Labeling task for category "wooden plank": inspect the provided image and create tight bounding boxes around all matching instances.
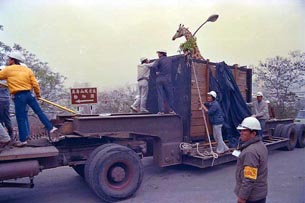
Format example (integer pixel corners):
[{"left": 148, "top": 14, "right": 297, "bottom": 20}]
[
  {"left": 191, "top": 125, "right": 206, "bottom": 134},
  {"left": 0, "top": 146, "right": 59, "bottom": 161},
  {"left": 190, "top": 131, "right": 205, "bottom": 137},
  {"left": 191, "top": 88, "right": 207, "bottom": 94},
  {"left": 191, "top": 104, "right": 201, "bottom": 111},
  {"left": 191, "top": 118, "right": 204, "bottom": 126}
]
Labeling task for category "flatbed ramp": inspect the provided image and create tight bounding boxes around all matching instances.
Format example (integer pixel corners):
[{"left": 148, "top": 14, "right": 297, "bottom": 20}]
[{"left": 182, "top": 137, "right": 289, "bottom": 168}]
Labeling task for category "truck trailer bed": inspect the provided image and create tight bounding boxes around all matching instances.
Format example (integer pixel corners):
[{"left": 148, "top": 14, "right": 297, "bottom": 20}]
[{"left": 182, "top": 136, "right": 288, "bottom": 168}]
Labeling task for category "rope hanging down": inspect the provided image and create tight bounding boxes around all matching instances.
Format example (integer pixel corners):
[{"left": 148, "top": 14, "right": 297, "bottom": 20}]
[{"left": 191, "top": 61, "right": 218, "bottom": 159}]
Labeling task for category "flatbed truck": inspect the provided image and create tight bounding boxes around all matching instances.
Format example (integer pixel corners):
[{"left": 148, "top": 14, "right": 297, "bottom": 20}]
[{"left": 0, "top": 56, "right": 304, "bottom": 202}]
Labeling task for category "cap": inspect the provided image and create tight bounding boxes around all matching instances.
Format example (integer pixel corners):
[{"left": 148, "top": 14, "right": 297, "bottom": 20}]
[
  {"left": 256, "top": 91, "right": 263, "bottom": 97},
  {"left": 156, "top": 49, "right": 167, "bottom": 54},
  {"left": 140, "top": 57, "right": 148, "bottom": 63}
]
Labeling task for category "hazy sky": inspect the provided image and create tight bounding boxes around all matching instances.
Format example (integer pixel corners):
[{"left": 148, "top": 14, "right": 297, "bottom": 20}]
[{"left": 0, "top": 0, "right": 304, "bottom": 90}]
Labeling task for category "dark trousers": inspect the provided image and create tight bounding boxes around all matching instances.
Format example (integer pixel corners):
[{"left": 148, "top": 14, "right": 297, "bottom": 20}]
[
  {"left": 246, "top": 198, "right": 266, "bottom": 203},
  {"left": 258, "top": 119, "right": 266, "bottom": 137},
  {"left": 0, "top": 101, "right": 13, "bottom": 137},
  {"left": 13, "top": 91, "right": 53, "bottom": 142},
  {"left": 156, "top": 77, "right": 174, "bottom": 113}
]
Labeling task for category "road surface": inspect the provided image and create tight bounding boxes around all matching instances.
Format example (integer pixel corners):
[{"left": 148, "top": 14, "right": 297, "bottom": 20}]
[{"left": 0, "top": 148, "right": 304, "bottom": 203}]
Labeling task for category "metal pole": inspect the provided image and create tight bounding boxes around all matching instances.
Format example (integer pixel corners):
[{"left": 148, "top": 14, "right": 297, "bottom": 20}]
[
  {"left": 0, "top": 82, "right": 77, "bottom": 114},
  {"left": 192, "top": 14, "right": 219, "bottom": 37},
  {"left": 38, "top": 98, "right": 77, "bottom": 114}
]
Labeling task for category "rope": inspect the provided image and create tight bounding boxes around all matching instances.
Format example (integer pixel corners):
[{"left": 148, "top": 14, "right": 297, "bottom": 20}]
[{"left": 190, "top": 59, "right": 218, "bottom": 161}]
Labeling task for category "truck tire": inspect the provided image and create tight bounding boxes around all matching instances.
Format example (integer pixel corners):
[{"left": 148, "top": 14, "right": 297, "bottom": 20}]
[
  {"left": 89, "top": 146, "right": 143, "bottom": 202},
  {"left": 295, "top": 124, "right": 305, "bottom": 148},
  {"left": 85, "top": 143, "right": 122, "bottom": 186},
  {"left": 273, "top": 124, "right": 284, "bottom": 137},
  {"left": 72, "top": 165, "right": 85, "bottom": 178},
  {"left": 280, "top": 124, "right": 297, "bottom": 151}
]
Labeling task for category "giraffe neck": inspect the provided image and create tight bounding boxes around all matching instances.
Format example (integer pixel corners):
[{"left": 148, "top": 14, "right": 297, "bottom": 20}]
[
  {"left": 183, "top": 29, "right": 193, "bottom": 40},
  {"left": 182, "top": 29, "right": 204, "bottom": 60}
]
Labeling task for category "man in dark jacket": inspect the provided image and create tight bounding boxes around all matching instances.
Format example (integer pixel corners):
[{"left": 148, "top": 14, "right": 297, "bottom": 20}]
[
  {"left": 153, "top": 49, "right": 175, "bottom": 114},
  {"left": 234, "top": 117, "right": 268, "bottom": 203},
  {"left": 0, "top": 68, "right": 13, "bottom": 138}
]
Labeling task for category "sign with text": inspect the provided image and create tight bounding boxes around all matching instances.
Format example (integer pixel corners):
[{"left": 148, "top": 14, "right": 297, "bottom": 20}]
[{"left": 70, "top": 87, "right": 97, "bottom": 105}]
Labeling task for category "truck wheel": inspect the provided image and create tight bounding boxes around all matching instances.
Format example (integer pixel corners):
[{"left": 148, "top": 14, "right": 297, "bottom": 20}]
[
  {"left": 273, "top": 124, "right": 284, "bottom": 137},
  {"left": 89, "top": 146, "right": 143, "bottom": 202},
  {"left": 85, "top": 143, "right": 122, "bottom": 186},
  {"left": 295, "top": 124, "right": 305, "bottom": 148},
  {"left": 72, "top": 165, "right": 85, "bottom": 178},
  {"left": 280, "top": 124, "right": 297, "bottom": 151}
]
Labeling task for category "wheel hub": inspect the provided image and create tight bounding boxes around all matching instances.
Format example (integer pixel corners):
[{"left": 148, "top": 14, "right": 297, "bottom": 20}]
[{"left": 110, "top": 166, "right": 126, "bottom": 182}]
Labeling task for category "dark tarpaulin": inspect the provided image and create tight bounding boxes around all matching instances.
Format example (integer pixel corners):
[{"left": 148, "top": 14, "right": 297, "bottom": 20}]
[{"left": 209, "top": 61, "right": 251, "bottom": 147}]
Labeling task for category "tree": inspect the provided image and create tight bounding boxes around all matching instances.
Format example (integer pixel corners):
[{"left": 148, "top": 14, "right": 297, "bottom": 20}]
[
  {"left": 254, "top": 51, "right": 305, "bottom": 118},
  {"left": 95, "top": 84, "right": 137, "bottom": 114},
  {"left": 0, "top": 25, "right": 68, "bottom": 116}
]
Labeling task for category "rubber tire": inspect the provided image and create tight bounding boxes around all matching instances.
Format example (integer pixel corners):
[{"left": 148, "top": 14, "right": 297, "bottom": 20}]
[
  {"left": 273, "top": 124, "right": 284, "bottom": 137},
  {"left": 85, "top": 143, "right": 122, "bottom": 186},
  {"left": 280, "top": 124, "right": 297, "bottom": 151},
  {"left": 72, "top": 165, "right": 85, "bottom": 178},
  {"left": 89, "top": 146, "right": 143, "bottom": 202},
  {"left": 295, "top": 124, "right": 305, "bottom": 148}
]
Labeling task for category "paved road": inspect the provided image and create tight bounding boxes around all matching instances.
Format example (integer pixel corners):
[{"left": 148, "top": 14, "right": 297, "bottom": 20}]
[{"left": 0, "top": 148, "right": 304, "bottom": 203}]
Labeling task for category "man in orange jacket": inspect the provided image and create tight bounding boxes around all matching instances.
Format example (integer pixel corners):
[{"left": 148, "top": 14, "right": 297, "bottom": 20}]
[{"left": 0, "top": 51, "right": 57, "bottom": 147}]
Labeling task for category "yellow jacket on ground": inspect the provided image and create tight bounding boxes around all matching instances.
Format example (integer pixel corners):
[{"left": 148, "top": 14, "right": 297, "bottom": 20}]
[{"left": 0, "top": 65, "right": 40, "bottom": 96}]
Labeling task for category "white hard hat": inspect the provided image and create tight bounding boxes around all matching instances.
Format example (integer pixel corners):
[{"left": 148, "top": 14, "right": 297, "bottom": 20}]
[
  {"left": 237, "top": 117, "right": 261, "bottom": 131},
  {"left": 256, "top": 91, "right": 263, "bottom": 97},
  {"left": 207, "top": 91, "right": 217, "bottom": 99},
  {"left": 265, "top": 100, "right": 270, "bottom": 104},
  {"left": 8, "top": 51, "right": 25, "bottom": 62},
  {"left": 140, "top": 57, "right": 148, "bottom": 63},
  {"left": 156, "top": 49, "right": 167, "bottom": 54}
]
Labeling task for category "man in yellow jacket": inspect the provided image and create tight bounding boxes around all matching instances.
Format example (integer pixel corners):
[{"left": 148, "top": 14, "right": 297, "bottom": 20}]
[{"left": 0, "top": 51, "right": 57, "bottom": 146}]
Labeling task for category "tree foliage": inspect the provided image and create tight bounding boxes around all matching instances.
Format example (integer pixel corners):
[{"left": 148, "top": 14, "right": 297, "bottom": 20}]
[
  {"left": 254, "top": 51, "right": 305, "bottom": 118},
  {"left": 0, "top": 25, "right": 68, "bottom": 115}
]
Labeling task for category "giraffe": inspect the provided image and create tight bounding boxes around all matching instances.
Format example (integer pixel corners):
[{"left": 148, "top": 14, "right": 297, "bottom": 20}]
[{"left": 172, "top": 24, "right": 204, "bottom": 60}]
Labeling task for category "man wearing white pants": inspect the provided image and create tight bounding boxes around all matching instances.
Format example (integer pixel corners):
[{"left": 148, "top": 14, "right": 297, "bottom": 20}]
[
  {"left": 202, "top": 91, "right": 229, "bottom": 154},
  {"left": 130, "top": 57, "right": 155, "bottom": 113}
]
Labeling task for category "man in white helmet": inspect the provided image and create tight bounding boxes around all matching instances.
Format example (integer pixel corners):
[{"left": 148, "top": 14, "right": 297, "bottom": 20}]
[
  {"left": 130, "top": 57, "right": 155, "bottom": 113},
  {"left": 247, "top": 91, "right": 269, "bottom": 137},
  {"left": 234, "top": 117, "right": 268, "bottom": 203},
  {"left": 202, "top": 90, "right": 229, "bottom": 153},
  {"left": 0, "top": 51, "right": 57, "bottom": 147}
]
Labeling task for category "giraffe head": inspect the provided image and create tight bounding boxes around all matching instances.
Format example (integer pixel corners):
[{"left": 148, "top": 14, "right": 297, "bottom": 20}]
[{"left": 172, "top": 24, "right": 190, "bottom": 40}]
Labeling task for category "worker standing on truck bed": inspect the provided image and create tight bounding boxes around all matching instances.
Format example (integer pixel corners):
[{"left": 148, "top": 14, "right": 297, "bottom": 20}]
[
  {"left": 234, "top": 117, "right": 268, "bottom": 203},
  {"left": 0, "top": 123, "right": 10, "bottom": 147},
  {"left": 0, "top": 51, "right": 57, "bottom": 147},
  {"left": 0, "top": 67, "right": 13, "bottom": 138},
  {"left": 247, "top": 92, "right": 269, "bottom": 137},
  {"left": 202, "top": 91, "right": 229, "bottom": 154},
  {"left": 153, "top": 49, "right": 176, "bottom": 114},
  {"left": 130, "top": 57, "right": 155, "bottom": 113}
]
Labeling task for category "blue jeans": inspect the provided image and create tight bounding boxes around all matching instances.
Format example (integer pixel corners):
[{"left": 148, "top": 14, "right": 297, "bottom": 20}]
[
  {"left": 156, "top": 77, "right": 174, "bottom": 113},
  {"left": 0, "top": 100, "right": 13, "bottom": 137},
  {"left": 13, "top": 91, "right": 53, "bottom": 142}
]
